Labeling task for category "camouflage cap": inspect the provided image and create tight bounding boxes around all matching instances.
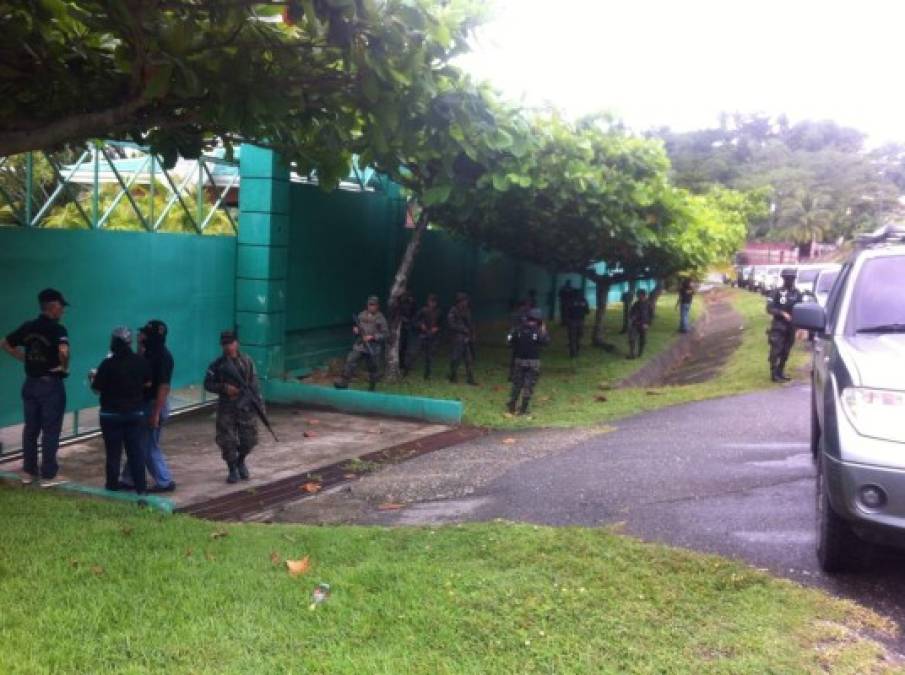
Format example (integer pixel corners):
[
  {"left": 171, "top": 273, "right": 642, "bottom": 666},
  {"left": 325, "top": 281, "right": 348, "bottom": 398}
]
[{"left": 367, "top": 295, "right": 379, "bottom": 304}]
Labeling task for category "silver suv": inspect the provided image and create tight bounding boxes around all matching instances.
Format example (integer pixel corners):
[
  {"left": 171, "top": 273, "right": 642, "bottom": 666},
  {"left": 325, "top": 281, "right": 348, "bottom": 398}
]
[{"left": 794, "top": 226, "right": 905, "bottom": 573}]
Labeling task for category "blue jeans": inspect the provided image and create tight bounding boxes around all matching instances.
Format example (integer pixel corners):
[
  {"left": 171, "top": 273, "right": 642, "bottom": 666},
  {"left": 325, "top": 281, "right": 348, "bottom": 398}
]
[
  {"left": 21, "top": 376, "right": 66, "bottom": 479},
  {"left": 121, "top": 399, "right": 173, "bottom": 488},
  {"left": 100, "top": 410, "right": 146, "bottom": 493},
  {"left": 679, "top": 303, "right": 692, "bottom": 332}
]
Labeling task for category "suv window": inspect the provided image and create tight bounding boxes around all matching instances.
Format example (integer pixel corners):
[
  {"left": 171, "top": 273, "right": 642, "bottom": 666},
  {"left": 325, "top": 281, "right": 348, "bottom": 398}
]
[
  {"left": 825, "top": 264, "right": 852, "bottom": 332},
  {"left": 846, "top": 255, "right": 905, "bottom": 334},
  {"left": 816, "top": 270, "right": 839, "bottom": 293},
  {"left": 798, "top": 269, "right": 819, "bottom": 283}
]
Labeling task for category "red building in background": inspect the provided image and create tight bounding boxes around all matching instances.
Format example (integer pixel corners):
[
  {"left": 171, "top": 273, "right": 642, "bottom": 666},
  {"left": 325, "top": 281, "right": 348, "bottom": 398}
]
[{"left": 736, "top": 241, "right": 799, "bottom": 265}]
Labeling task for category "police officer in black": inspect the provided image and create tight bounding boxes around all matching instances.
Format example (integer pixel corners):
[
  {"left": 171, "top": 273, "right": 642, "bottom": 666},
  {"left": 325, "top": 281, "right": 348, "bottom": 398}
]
[
  {"left": 767, "top": 268, "right": 803, "bottom": 382},
  {"left": 506, "top": 308, "right": 551, "bottom": 415},
  {"left": 1, "top": 288, "right": 71, "bottom": 486},
  {"left": 90, "top": 327, "right": 152, "bottom": 494}
]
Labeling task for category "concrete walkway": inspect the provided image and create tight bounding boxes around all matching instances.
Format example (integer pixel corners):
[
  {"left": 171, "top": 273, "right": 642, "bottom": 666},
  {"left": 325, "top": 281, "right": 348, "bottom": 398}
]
[{"left": 0, "top": 405, "right": 447, "bottom": 509}]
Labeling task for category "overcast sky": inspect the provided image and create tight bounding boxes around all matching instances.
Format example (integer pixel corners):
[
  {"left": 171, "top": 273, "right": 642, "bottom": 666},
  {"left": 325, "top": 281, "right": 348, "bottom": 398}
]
[{"left": 458, "top": 0, "right": 905, "bottom": 145}]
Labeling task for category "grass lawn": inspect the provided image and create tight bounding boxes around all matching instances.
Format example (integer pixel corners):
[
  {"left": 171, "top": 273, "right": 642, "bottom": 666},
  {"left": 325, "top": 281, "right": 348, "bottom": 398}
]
[
  {"left": 374, "top": 289, "right": 806, "bottom": 428},
  {"left": 0, "top": 486, "right": 896, "bottom": 674}
]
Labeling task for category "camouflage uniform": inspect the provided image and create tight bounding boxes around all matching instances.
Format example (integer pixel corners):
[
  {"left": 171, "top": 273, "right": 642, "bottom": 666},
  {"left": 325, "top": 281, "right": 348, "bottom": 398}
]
[
  {"left": 628, "top": 297, "right": 653, "bottom": 358},
  {"left": 767, "top": 280, "right": 803, "bottom": 381},
  {"left": 337, "top": 309, "right": 388, "bottom": 390},
  {"left": 447, "top": 300, "right": 476, "bottom": 384},
  {"left": 203, "top": 353, "right": 260, "bottom": 464},
  {"left": 507, "top": 312, "right": 550, "bottom": 414},
  {"left": 564, "top": 292, "right": 590, "bottom": 358},
  {"left": 412, "top": 303, "right": 442, "bottom": 379}
]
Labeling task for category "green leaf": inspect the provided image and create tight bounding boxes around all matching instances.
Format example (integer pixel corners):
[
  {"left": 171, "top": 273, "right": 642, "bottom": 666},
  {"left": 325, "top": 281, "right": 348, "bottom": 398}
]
[{"left": 422, "top": 184, "right": 452, "bottom": 206}]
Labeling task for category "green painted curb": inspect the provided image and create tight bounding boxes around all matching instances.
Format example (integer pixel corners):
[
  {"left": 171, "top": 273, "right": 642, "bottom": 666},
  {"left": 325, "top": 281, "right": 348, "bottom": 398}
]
[
  {"left": 0, "top": 470, "right": 174, "bottom": 514},
  {"left": 265, "top": 379, "right": 463, "bottom": 425}
]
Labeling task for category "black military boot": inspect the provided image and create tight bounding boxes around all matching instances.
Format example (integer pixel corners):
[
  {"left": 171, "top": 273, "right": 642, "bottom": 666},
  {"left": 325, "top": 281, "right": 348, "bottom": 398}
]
[
  {"left": 236, "top": 454, "right": 250, "bottom": 480},
  {"left": 226, "top": 463, "right": 240, "bottom": 484},
  {"left": 507, "top": 399, "right": 517, "bottom": 414},
  {"left": 518, "top": 398, "right": 531, "bottom": 416}
]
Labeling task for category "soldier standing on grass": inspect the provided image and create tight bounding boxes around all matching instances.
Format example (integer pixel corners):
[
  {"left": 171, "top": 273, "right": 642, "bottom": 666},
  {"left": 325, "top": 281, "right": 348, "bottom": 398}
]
[
  {"left": 507, "top": 309, "right": 550, "bottom": 415},
  {"left": 412, "top": 293, "right": 442, "bottom": 380},
  {"left": 564, "top": 287, "right": 590, "bottom": 358},
  {"left": 627, "top": 289, "right": 653, "bottom": 359},
  {"left": 396, "top": 291, "right": 417, "bottom": 376},
  {"left": 766, "top": 269, "right": 803, "bottom": 383},
  {"left": 447, "top": 292, "right": 478, "bottom": 385},
  {"left": 334, "top": 296, "right": 388, "bottom": 391},
  {"left": 204, "top": 331, "right": 260, "bottom": 484}
]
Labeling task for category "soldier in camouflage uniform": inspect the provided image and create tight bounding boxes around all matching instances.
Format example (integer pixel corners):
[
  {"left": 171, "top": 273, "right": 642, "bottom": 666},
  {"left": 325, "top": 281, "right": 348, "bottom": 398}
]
[
  {"left": 412, "top": 293, "right": 442, "bottom": 380},
  {"left": 447, "top": 292, "right": 478, "bottom": 385},
  {"left": 334, "top": 295, "right": 388, "bottom": 391},
  {"left": 766, "top": 269, "right": 803, "bottom": 383},
  {"left": 507, "top": 308, "right": 550, "bottom": 415},
  {"left": 203, "top": 331, "right": 260, "bottom": 484}
]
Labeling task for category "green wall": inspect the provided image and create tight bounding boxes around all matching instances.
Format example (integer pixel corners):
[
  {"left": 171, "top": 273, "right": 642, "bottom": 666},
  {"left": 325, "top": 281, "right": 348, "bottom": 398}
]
[
  {"left": 282, "top": 182, "right": 563, "bottom": 373},
  {"left": 0, "top": 228, "right": 236, "bottom": 427}
]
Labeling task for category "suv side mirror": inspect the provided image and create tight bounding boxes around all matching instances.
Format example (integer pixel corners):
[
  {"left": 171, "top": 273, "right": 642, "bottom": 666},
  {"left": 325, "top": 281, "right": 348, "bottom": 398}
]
[{"left": 793, "top": 303, "right": 826, "bottom": 332}]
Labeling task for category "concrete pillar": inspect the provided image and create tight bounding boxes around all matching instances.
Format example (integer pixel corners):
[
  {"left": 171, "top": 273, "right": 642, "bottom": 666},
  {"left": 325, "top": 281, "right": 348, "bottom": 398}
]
[{"left": 236, "top": 145, "right": 289, "bottom": 379}]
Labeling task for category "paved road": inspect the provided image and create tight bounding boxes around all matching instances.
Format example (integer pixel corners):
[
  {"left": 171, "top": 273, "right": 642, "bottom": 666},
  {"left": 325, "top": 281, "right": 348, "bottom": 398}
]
[{"left": 388, "top": 385, "right": 905, "bottom": 637}]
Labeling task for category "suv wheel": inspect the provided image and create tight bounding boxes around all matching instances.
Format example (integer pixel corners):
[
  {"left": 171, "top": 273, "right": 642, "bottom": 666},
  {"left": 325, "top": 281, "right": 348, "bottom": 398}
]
[{"left": 816, "top": 457, "right": 865, "bottom": 573}]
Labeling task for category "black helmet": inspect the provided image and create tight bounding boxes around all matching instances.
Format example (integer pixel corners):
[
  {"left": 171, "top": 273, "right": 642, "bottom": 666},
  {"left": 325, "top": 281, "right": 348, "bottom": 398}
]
[{"left": 781, "top": 268, "right": 797, "bottom": 279}]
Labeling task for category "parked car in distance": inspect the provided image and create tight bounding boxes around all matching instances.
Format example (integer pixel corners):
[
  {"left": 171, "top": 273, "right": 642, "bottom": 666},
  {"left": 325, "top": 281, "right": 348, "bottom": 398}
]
[
  {"left": 793, "top": 225, "right": 905, "bottom": 573},
  {"left": 762, "top": 266, "right": 783, "bottom": 294},
  {"left": 812, "top": 265, "right": 842, "bottom": 307}
]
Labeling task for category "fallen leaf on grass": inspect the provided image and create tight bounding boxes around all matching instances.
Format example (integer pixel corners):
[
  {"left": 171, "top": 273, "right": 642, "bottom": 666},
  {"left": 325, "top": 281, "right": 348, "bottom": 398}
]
[
  {"left": 210, "top": 530, "right": 229, "bottom": 540},
  {"left": 594, "top": 395, "right": 608, "bottom": 403},
  {"left": 91, "top": 565, "right": 105, "bottom": 576},
  {"left": 286, "top": 556, "right": 310, "bottom": 577},
  {"left": 377, "top": 502, "right": 405, "bottom": 511},
  {"left": 645, "top": 390, "right": 664, "bottom": 396},
  {"left": 303, "top": 431, "right": 317, "bottom": 438},
  {"left": 69, "top": 559, "right": 79, "bottom": 568},
  {"left": 538, "top": 396, "right": 551, "bottom": 402},
  {"left": 598, "top": 383, "right": 613, "bottom": 391},
  {"left": 269, "top": 551, "right": 282, "bottom": 566},
  {"left": 503, "top": 412, "right": 514, "bottom": 419},
  {"left": 205, "top": 552, "right": 216, "bottom": 561},
  {"left": 120, "top": 527, "right": 133, "bottom": 537},
  {"left": 492, "top": 385, "right": 504, "bottom": 392},
  {"left": 501, "top": 437, "right": 517, "bottom": 445},
  {"left": 185, "top": 548, "right": 194, "bottom": 557},
  {"left": 301, "top": 482, "right": 322, "bottom": 494}
]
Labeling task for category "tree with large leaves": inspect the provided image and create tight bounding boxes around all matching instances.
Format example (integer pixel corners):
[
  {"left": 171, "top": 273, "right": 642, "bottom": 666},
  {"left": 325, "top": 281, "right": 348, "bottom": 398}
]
[{"left": 0, "top": 0, "right": 484, "bottom": 187}]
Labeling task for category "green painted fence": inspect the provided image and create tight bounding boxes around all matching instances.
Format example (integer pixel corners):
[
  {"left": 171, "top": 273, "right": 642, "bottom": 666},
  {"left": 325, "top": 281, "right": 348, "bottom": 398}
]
[{"left": 0, "top": 227, "right": 236, "bottom": 427}]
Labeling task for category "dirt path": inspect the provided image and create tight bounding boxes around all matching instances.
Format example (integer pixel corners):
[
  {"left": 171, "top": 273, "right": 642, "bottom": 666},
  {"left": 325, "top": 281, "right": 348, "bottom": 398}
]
[{"left": 659, "top": 293, "right": 744, "bottom": 385}]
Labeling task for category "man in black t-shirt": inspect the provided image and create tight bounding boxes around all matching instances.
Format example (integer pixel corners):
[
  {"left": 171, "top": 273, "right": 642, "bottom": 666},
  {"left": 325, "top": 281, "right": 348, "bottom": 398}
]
[
  {"left": 1, "top": 288, "right": 71, "bottom": 486},
  {"left": 676, "top": 278, "right": 695, "bottom": 333},
  {"left": 120, "top": 319, "right": 177, "bottom": 492}
]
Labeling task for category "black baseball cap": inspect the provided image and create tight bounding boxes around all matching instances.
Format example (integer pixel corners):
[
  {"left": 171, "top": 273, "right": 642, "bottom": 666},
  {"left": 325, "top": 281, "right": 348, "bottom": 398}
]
[
  {"left": 220, "top": 330, "right": 238, "bottom": 345},
  {"left": 38, "top": 288, "right": 69, "bottom": 306}
]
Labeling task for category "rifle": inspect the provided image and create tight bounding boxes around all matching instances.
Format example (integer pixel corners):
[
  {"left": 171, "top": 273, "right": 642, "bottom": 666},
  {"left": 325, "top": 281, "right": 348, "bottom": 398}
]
[
  {"left": 221, "top": 357, "right": 279, "bottom": 442},
  {"left": 352, "top": 312, "right": 380, "bottom": 359}
]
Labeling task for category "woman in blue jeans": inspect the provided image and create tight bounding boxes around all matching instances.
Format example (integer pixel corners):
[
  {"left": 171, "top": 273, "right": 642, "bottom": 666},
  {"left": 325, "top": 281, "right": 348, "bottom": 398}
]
[{"left": 90, "top": 327, "right": 151, "bottom": 494}]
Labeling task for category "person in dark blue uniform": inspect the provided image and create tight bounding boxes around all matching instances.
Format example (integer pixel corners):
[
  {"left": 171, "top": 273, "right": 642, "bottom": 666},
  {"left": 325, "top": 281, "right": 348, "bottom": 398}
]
[
  {"left": 1, "top": 288, "right": 71, "bottom": 486},
  {"left": 767, "top": 268, "right": 804, "bottom": 383}
]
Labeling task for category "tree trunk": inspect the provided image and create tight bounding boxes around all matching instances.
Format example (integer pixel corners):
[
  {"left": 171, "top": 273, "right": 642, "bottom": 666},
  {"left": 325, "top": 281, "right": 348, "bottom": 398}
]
[{"left": 384, "top": 210, "right": 429, "bottom": 381}]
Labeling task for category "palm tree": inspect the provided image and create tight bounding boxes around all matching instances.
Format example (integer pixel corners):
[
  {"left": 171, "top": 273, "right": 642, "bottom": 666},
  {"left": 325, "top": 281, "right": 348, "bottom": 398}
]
[{"left": 777, "top": 188, "right": 834, "bottom": 258}]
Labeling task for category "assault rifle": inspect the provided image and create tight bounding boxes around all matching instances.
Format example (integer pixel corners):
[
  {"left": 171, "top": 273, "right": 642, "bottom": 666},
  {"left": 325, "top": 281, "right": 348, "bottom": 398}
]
[
  {"left": 352, "top": 313, "right": 381, "bottom": 358},
  {"left": 221, "top": 357, "right": 278, "bottom": 442}
]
